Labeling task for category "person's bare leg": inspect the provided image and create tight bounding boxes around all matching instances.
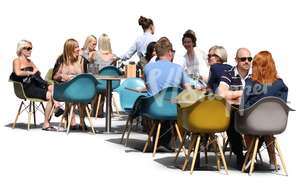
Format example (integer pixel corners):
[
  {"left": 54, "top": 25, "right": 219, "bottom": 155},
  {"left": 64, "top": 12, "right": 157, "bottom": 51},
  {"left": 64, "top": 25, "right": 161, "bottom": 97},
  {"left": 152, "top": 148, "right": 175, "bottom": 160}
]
[{"left": 43, "top": 91, "right": 53, "bottom": 128}]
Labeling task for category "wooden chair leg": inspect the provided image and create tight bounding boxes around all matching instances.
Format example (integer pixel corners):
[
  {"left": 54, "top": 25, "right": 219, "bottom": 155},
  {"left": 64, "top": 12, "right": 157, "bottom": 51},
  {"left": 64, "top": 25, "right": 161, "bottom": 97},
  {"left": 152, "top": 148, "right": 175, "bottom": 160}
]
[
  {"left": 13, "top": 101, "right": 24, "bottom": 129},
  {"left": 85, "top": 106, "right": 95, "bottom": 135},
  {"left": 67, "top": 105, "right": 74, "bottom": 134},
  {"left": 174, "top": 131, "right": 187, "bottom": 163},
  {"left": 190, "top": 135, "right": 201, "bottom": 174},
  {"left": 242, "top": 138, "right": 255, "bottom": 172},
  {"left": 211, "top": 138, "right": 221, "bottom": 171},
  {"left": 217, "top": 136, "right": 228, "bottom": 174},
  {"left": 28, "top": 101, "right": 32, "bottom": 130},
  {"left": 152, "top": 123, "right": 161, "bottom": 158},
  {"left": 182, "top": 135, "right": 196, "bottom": 171},
  {"left": 275, "top": 138, "right": 288, "bottom": 176},
  {"left": 95, "top": 94, "right": 101, "bottom": 118},
  {"left": 112, "top": 94, "right": 119, "bottom": 115},
  {"left": 249, "top": 137, "right": 259, "bottom": 175},
  {"left": 125, "top": 118, "right": 134, "bottom": 147},
  {"left": 174, "top": 123, "right": 187, "bottom": 154},
  {"left": 143, "top": 124, "right": 156, "bottom": 153},
  {"left": 120, "top": 118, "right": 130, "bottom": 144}
]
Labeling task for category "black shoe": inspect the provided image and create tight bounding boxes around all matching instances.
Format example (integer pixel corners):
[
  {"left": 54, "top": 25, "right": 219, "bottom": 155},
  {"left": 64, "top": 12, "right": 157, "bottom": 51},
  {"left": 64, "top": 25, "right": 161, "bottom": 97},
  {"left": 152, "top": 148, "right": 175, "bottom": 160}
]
[
  {"left": 156, "top": 145, "right": 174, "bottom": 153},
  {"left": 70, "top": 125, "right": 78, "bottom": 131},
  {"left": 236, "top": 155, "right": 245, "bottom": 170},
  {"left": 79, "top": 123, "right": 88, "bottom": 131},
  {"left": 54, "top": 107, "right": 64, "bottom": 117}
]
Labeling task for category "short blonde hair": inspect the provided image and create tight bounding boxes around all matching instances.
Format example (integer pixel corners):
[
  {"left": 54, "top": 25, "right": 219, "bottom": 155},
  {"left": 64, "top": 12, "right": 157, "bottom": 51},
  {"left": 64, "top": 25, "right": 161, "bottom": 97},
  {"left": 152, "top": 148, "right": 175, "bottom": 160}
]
[
  {"left": 98, "top": 33, "right": 112, "bottom": 53},
  {"left": 16, "top": 40, "right": 32, "bottom": 56},
  {"left": 209, "top": 45, "right": 227, "bottom": 63}
]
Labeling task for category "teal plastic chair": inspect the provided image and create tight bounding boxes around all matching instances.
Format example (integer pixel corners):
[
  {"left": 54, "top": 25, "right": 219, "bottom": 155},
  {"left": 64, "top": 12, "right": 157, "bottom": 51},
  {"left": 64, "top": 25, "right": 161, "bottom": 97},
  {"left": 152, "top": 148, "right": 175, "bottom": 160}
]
[
  {"left": 115, "top": 78, "right": 147, "bottom": 146},
  {"left": 53, "top": 73, "right": 98, "bottom": 134},
  {"left": 95, "top": 66, "right": 122, "bottom": 116},
  {"left": 140, "top": 87, "right": 184, "bottom": 157}
]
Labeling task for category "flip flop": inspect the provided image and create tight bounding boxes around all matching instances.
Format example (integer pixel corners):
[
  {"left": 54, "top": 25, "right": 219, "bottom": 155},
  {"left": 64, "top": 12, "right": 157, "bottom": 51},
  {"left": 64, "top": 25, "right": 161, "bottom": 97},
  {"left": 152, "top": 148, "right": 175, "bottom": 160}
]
[{"left": 42, "top": 126, "right": 57, "bottom": 131}]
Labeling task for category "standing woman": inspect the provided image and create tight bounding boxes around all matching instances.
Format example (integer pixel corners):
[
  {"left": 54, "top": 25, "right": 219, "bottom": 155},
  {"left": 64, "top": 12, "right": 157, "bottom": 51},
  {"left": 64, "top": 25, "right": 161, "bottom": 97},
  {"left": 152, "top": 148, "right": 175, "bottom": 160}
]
[
  {"left": 182, "top": 29, "right": 209, "bottom": 82},
  {"left": 81, "top": 35, "right": 97, "bottom": 63},
  {"left": 11, "top": 40, "right": 58, "bottom": 131},
  {"left": 120, "top": 16, "right": 156, "bottom": 68},
  {"left": 54, "top": 38, "right": 87, "bottom": 130}
]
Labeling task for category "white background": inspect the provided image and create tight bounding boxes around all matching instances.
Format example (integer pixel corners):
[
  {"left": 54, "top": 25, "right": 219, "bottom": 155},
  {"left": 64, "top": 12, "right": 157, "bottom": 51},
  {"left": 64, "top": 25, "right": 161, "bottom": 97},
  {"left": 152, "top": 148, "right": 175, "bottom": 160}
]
[{"left": 0, "top": 0, "right": 299, "bottom": 186}]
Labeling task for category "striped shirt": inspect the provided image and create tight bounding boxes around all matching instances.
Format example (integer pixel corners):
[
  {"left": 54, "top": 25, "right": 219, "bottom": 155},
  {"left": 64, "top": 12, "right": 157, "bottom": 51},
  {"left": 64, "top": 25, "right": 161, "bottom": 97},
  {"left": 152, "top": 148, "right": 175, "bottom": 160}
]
[{"left": 219, "top": 66, "right": 251, "bottom": 91}]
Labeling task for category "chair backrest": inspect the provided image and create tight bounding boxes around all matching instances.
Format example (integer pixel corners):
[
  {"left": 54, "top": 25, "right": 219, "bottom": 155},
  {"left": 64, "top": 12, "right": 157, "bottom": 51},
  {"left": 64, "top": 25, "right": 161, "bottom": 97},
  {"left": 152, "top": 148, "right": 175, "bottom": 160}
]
[
  {"left": 115, "top": 78, "right": 146, "bottom": 112},
  {"left": 44, "top": 68, "right": 54, "bottom": 85},
  {"left": 235, "top": 96, "right": 295, "bottom": 136},
  {"left": 54, "top": 73, "right": 98, "bottom": 104},
  {"left": 140, "top": 87, "right": 182, "bottom": 120},
  {"left": 12, "top": 81, "right": 27, "bottom": 100},
  {"left": 177, "top": 95, "right": 230, "bottom": 133},
  {"left": 97, "top": 66, "right": 122, "bottom": 91}
]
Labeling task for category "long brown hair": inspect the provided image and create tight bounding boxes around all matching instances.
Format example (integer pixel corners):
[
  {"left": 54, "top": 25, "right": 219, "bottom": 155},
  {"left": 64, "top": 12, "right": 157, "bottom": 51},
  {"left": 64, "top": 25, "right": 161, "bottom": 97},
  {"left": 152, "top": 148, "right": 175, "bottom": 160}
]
[{"left": 252, "top": 51, "right": 278, "bottom": 84}]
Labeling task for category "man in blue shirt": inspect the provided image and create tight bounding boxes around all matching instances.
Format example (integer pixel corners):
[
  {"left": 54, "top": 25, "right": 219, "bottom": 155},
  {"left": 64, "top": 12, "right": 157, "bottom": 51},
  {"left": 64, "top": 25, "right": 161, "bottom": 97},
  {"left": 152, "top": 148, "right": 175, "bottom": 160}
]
[
  {"left": 143, "top": 37, "right": 191, "bottom": 151},
  {"left": 144, "top": 37, "right": 191, "bottom": 96}
]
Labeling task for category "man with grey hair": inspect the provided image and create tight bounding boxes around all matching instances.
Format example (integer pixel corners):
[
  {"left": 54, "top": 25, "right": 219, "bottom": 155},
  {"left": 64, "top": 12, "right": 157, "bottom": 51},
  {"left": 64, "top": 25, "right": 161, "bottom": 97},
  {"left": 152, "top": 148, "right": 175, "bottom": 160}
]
[{"left": 217, "top": 47, "right": 252, "bottom": 170}]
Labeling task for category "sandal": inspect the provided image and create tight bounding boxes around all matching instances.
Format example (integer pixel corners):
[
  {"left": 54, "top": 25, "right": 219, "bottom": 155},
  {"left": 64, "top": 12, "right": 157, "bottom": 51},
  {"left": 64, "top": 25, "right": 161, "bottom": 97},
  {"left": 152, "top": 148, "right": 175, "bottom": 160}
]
[{"left": 42, "top": 126, "right": 57, "bottom": 131}]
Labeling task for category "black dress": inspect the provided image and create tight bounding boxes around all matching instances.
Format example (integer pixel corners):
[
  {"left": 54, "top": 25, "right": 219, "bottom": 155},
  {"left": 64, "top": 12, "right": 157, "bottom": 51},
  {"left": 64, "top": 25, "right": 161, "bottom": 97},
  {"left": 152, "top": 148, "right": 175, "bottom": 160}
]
[{"left": 10, "top": 67, "right": 48, "bottom": 100}]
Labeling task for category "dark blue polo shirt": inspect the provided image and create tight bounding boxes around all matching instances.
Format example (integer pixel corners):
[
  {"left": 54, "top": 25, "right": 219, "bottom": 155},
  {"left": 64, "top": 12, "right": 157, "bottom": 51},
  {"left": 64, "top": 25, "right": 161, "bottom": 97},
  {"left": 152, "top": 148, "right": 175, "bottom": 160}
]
[
  {"left": 219, "top": 66, "right": 250, "bottom": 92},
  {"left": 208, "top": 63, "right": 232, "bottom": 93}
]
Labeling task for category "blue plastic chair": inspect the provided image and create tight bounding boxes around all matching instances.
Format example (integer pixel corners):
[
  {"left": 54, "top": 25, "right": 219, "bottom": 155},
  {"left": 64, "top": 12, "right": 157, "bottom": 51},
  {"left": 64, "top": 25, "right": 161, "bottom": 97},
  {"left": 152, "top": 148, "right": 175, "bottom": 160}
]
[
  {"left": 140, "top": 87, "right": 183, "bottom": 157},
  {"left": 95, "top": 66, "right": 122, "bottom": 116},
  {"left": 53, "top": 73, "right": 98, "bottom": 134},
  {"left": 114, "top": 78, "right": 147, "bottom": 146}
]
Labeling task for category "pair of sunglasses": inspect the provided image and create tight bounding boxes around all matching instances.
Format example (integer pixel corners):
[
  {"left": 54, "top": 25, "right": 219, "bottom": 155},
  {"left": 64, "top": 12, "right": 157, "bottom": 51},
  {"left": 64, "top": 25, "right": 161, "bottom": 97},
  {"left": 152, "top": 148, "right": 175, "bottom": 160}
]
[
  {"left": 239, "top": 57, "right": 252, "bottom": 62},
  {"left": 23, "top": 47, "right": 32, "bottom": 51}
]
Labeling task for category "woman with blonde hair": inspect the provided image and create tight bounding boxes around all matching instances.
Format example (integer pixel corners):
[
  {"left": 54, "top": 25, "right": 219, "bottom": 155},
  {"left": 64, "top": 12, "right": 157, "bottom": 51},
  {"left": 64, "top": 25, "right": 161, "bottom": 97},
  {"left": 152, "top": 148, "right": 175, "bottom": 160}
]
[
  {"left": 81, "top": 35, "right": 97, "bottom": 63},
  {"left": 54, "top": 38, "right": 89, "bottom": 130},
  {"left": 207, "top": 45, "right": 232, "bottom": 93},
  {"left": 91, "top": 33, "right": 118, "bottom": 117},
  {"left": 241, "top": 51, "right": 288, "bottom": 170},
  {"left": 10, "top": 40, "right": 60, "bottom": 131}
]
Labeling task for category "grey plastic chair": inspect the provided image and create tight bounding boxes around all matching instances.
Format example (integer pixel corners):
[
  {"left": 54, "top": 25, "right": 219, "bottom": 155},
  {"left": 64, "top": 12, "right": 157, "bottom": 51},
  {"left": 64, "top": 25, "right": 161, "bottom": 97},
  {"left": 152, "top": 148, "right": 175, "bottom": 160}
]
[{"left": 235, "top": 96, "right": 295, "bottom": 175}]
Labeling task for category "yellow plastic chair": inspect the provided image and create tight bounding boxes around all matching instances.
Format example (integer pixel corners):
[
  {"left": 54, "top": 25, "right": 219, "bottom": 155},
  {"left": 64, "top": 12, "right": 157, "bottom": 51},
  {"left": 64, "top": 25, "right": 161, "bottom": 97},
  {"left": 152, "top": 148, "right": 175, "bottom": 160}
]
[
  {"left": 10, "top": 81, "right": 46, "bottom": 130},
  {"left": 177, "top": 95, "right": 231, "bottom": 174}
]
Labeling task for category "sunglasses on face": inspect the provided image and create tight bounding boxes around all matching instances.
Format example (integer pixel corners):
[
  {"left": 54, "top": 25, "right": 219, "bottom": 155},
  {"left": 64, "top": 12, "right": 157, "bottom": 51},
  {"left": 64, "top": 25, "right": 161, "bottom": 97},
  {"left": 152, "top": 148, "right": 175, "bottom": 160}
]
[
  {"left": 23, "top": 47, "right": 32, "bottom": 51},
  {"left": 208, "top": 54, "right": 219, "bottom": 58},
  {"left": 239, "top": 57, "right": 252, "bottom": 62}
]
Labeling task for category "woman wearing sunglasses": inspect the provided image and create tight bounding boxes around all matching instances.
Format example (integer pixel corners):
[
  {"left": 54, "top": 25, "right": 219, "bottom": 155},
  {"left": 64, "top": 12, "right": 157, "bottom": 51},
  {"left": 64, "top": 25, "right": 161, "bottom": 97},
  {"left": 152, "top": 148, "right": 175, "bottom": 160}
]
[{"left": 11, "top": 40, "right": 60, "bottom": 131}]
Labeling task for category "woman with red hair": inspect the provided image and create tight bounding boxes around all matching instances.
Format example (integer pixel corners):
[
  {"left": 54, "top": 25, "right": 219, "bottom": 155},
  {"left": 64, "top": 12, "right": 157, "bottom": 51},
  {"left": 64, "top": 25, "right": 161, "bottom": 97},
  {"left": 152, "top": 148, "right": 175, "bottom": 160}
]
[{"left": 241, "top": 51, "right": 288, "bottom": 170}]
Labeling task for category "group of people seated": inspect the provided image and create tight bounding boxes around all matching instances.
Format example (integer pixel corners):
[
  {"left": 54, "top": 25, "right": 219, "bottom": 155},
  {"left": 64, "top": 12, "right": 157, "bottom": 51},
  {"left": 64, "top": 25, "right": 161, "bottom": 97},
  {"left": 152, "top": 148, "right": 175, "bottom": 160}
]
[{"left": 10, "top": 15, "right": 288, "bottom": 171}]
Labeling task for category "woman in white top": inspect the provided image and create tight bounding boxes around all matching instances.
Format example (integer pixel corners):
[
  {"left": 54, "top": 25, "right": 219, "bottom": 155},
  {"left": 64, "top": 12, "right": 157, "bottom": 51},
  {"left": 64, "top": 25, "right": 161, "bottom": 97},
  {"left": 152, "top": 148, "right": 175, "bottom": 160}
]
[
  {"left": 120, "top": 16, "right": 156, "bottom": 62},
  {"left": 182, "top": 29, "right": 209, "bottom": 82}
]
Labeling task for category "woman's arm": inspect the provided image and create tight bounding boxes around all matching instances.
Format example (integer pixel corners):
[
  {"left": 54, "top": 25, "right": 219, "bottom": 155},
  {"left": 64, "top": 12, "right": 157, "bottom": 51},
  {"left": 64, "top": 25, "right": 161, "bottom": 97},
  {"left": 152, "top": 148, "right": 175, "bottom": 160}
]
[{"left": 13, "top": 59, "right": 31, "bottom": 76}]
